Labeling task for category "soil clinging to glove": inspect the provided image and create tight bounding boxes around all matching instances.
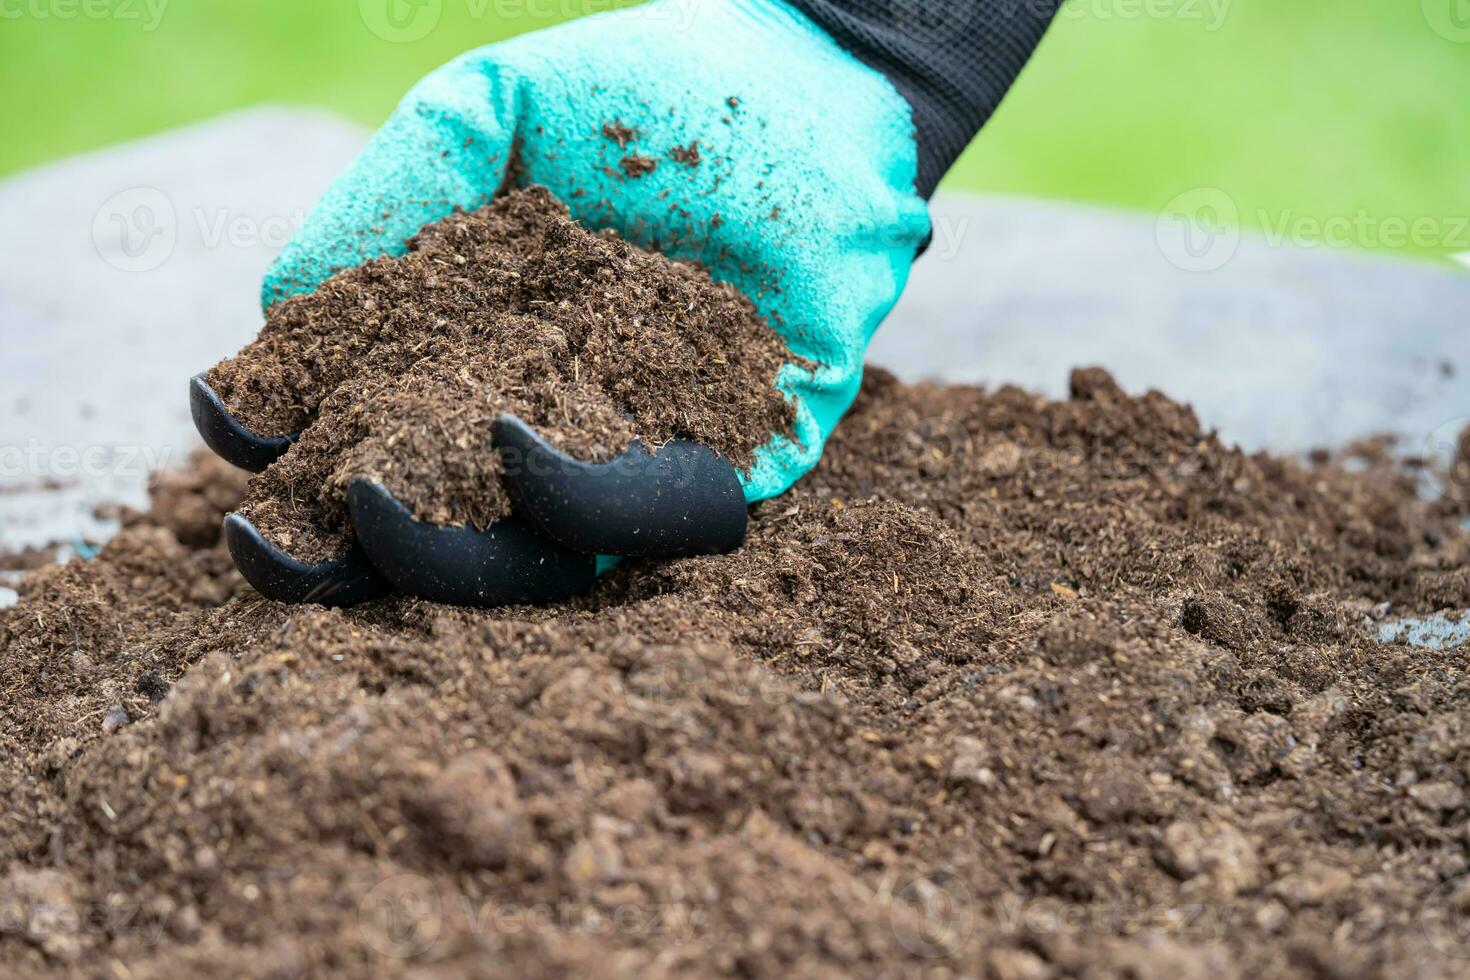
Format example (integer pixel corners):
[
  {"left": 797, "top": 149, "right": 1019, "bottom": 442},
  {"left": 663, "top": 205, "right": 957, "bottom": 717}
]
[{"left": 205, "top": 186, "right": 797, "bottom": 560}]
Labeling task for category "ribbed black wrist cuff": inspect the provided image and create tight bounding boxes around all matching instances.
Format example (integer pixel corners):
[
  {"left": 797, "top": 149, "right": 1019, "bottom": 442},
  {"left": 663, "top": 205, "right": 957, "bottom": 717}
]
[{"left": 785, "top": 0, "right": 1060, "bottom": 197}]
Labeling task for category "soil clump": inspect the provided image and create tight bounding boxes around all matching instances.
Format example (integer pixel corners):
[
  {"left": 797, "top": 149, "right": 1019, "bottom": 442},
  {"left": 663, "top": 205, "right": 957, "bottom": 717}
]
[{"left": 206, "top": 187, "right": 795, "bottom": 561}]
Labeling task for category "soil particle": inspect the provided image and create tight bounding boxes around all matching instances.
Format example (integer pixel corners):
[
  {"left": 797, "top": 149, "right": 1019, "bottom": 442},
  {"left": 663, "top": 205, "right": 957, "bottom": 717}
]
[
  {"left": 619, "top": 154, "right": 658, "bottom": 178},
  {"left": 601, "top": 121, "right": 639, "bottom": 149},
  {"left": 207, "top": 187, "right": 795, "bottom": 560},
  {"left": 1159, "top": 819, "right": 1261, "bottom": 899},
  {"left": 668, "top": 142, "right": 702, "bottom": 167},
  {"left": 4, "top": 368, "right": 1470, "bottom": 976}
]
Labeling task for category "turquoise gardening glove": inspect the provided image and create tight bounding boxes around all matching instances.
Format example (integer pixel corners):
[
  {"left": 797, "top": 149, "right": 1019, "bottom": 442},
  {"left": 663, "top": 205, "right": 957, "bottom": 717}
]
[
  {"left": 263, "top": 0, "right": 929, "bottom": 506},
  {"left": 198, "top": 0, "right": 1053, "bottom": 606}
]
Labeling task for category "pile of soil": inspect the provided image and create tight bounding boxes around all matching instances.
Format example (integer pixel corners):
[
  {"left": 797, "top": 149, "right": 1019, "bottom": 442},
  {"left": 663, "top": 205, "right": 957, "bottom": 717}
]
[
  {"left": 4, "top": 367, "right": 1470, "bottom": 977},
  {"left": 206, "top": 187, "right": 795, "bottom": 560}
]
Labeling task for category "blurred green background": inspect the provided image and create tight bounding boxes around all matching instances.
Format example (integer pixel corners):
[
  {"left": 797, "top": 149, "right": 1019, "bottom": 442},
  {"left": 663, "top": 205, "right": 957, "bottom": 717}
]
[{"left": 3, "top": 0, "right": 1466, "bottom": 260}]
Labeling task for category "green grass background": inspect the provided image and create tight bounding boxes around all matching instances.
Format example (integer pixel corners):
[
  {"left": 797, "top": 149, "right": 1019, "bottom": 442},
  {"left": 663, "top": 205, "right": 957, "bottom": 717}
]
[{"left": 3, "top": 0, "right": 1466, "bottom": 260}]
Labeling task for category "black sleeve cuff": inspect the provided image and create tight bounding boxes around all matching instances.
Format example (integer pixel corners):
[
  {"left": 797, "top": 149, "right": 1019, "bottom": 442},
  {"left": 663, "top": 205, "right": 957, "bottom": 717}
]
[{"left": 784, "top": 0, "right": 1061, "bottom": 197}]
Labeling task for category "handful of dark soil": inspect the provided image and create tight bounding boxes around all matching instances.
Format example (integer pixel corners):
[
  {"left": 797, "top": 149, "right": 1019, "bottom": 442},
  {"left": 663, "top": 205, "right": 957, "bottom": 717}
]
[{"left": 205, "top": 187, "right": 795, "bottom": 559}]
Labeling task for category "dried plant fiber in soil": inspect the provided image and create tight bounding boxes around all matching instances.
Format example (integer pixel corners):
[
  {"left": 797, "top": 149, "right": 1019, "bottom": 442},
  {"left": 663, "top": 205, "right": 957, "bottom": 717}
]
[
  {"left": 5, "top": 368, "right": 1470, "bottom": 977},
  {"left": 204, "top": 186, "right": 795, "bottom": 562}
]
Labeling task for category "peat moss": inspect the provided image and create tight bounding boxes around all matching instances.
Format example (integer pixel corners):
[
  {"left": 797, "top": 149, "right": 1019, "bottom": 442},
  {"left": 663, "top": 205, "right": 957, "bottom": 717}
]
[
  {"left": 5, "top": 370, "right": 1470, "bottom": 975},
  {"left": 207, "top": 187, "right": 796, "bottom": 560}
]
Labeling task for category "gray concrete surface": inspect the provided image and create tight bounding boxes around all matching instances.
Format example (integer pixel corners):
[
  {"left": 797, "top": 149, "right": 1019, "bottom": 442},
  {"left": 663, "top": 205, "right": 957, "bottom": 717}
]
[
  {"left": 1379, "top": 613, "right": 1470, "bottom": 651},
  {"left": 875, "top": 196, "right": 1470, "bottom": 455},
  {"left": 2, "top": 107, "right": 1467, "bottom": 642},
  {"left": 0, "top": 108, "right": 366, "bottom": 558}
]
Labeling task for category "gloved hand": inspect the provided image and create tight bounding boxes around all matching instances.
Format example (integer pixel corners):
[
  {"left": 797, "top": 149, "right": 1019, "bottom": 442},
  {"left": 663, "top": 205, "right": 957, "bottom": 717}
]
[{"left": 193, "top": 0, "right": 1055, "bottom": 606}]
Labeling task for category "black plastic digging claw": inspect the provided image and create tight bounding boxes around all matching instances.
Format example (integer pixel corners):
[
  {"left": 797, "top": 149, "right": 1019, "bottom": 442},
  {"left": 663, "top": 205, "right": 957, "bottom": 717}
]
[
  {"left": 190, "top": 375, "right": 295, "bottom": 473},
  {"left": 493, "top": 414, "right": 748, "bottom": 558},
  {"left": 224, "top": 514, "right": 390, "bottom": 607},
  {"left": 346, "top": 479, "right": 598, "bottom": 607}
]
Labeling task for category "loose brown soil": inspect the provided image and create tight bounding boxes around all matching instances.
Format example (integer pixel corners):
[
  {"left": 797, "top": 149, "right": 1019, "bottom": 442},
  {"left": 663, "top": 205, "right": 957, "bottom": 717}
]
[
  {"left": 620, "top": 155, "right": 659, "bottom": 179},
  {"left": 4, "top": 368, "right": 1470, "bottom": 977},
  {"left": 206, "top": 187, "right": 794, "bottom": 561},
  {"left": 669, "top": 142, "right": 702, "bottom": 168}
]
